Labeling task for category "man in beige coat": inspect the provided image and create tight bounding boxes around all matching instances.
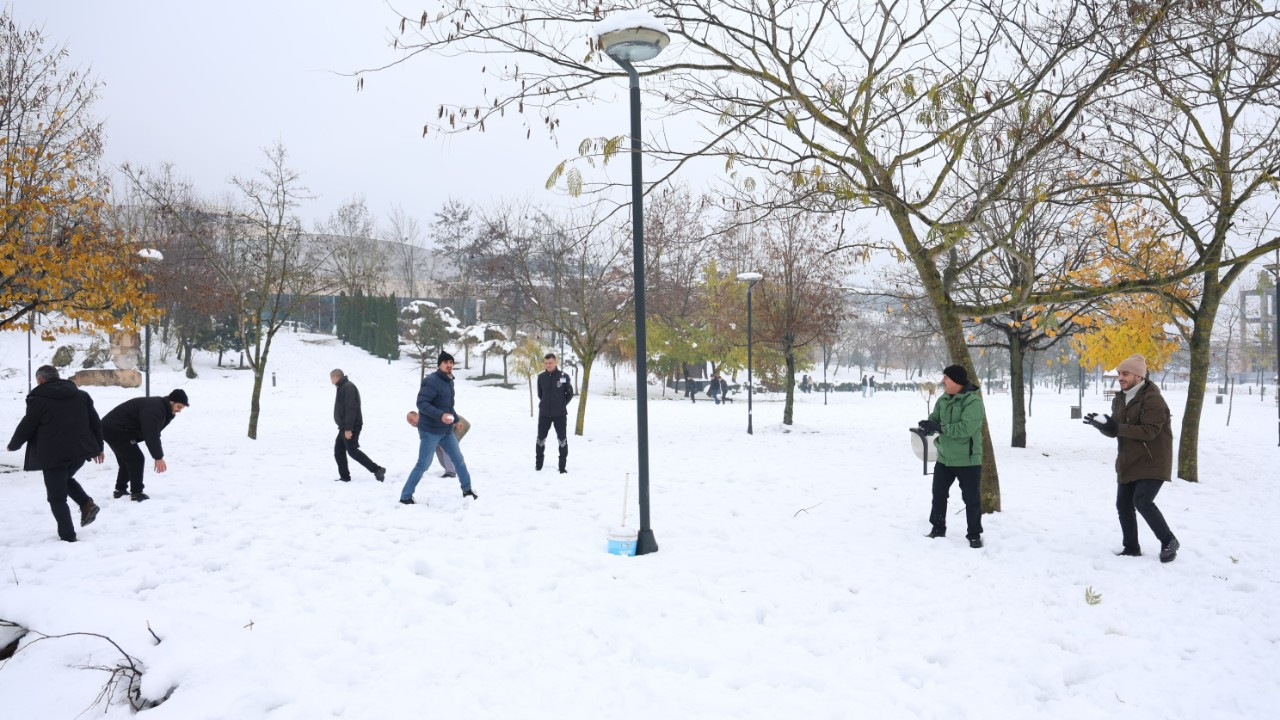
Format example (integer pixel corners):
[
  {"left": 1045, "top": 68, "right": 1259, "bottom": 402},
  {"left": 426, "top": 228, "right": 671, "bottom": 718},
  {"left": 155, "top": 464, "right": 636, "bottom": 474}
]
[{"left": 1084, "top": 354, "right": 1180, "bottom": 562}]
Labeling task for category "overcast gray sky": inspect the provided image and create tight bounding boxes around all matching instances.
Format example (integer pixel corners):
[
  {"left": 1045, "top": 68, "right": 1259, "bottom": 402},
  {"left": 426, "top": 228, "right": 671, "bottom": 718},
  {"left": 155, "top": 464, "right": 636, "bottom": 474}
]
[{"left": 18, "top": 0, "right": 634, "bottom": 229}]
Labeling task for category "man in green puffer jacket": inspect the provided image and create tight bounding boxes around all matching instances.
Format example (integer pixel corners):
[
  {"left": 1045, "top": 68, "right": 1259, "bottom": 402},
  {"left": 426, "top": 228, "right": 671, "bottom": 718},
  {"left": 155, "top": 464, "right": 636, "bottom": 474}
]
[{"left": 918, "top": 364, "right": 986, "bottom": 548}]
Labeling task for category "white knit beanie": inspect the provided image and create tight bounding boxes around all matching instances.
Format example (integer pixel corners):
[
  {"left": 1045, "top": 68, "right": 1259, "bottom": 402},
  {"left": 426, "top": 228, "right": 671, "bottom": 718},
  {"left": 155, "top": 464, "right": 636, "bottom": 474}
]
[{"left": 1116, "top": 354, "right": 1147, "bottom": 377}]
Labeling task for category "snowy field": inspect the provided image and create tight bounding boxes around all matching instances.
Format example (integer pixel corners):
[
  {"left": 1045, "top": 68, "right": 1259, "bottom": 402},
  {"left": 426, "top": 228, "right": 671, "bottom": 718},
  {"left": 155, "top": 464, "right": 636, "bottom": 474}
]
[{"left": 1, "top": 330, "right": 1278, "bottom": 719}]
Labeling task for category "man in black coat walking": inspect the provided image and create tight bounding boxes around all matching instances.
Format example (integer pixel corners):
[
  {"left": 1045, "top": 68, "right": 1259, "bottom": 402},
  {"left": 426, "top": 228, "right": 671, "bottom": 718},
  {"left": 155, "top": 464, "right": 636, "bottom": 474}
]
[
  {"left": 536, "top": 353, "right": 575, "bottom": 473},
  {"left": 102, "top": 389, "right": 188, "bottom": 501},
  {"left": 330, "top": 369, "right": 386, "bottom": 483},
  {"left": 6, "top": 365, "right": 105, "bottom": 542}
]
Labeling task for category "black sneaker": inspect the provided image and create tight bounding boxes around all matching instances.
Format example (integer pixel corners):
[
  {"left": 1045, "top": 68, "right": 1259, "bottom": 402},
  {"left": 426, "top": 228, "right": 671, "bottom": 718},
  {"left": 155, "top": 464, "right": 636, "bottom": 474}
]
[
  {"left": 130, "top": 493, "right": 150, "bottom": 502},
  {"left": 399, "top": 497, "right": 415, "bottom": 505},
  {"left": 80, "top": 502, "right": 100, "bottom": 527},
  {"left": 1115, "top": 547, "right": 1142, "bottom": 557},
  {"left": 112, "top": 490, "right": 127, "bottom": 499},
  {"left": 442, "top": 471, "right": 457, "bottom": 478},
  {"left": 335, "top": 477, "right": 351, "bottom": 483},
  {"left": 969, "top": 538, "right": 983, "bottom": 549},
  {"left": 374, "top": 467, "right": 386, "bottom": 482},
  {"left": 1159, "top": 537, "right": 1180, "bottom": 563},
  {"left": 462, "top": 489, "right": 478, "bottom": 500},
  {"left": 62, "top": 536, "right": 77, "bottom": 543},
  {"left": 559, "top": 468, "right": 568, "bottom": 474},
  {"left": 925, "top": 529, "right": 945, "bottom": 539}
]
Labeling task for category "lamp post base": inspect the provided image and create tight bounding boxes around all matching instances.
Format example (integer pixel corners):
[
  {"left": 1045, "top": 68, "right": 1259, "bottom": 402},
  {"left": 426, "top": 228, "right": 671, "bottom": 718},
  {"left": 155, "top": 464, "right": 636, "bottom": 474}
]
[{"left": 635, "top": 529, "right": 659, "bottom": 555}]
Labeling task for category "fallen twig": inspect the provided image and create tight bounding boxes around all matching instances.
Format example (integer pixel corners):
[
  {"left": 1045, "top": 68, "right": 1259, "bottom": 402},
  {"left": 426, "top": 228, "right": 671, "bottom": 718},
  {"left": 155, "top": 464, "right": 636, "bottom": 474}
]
[{"left": 793, "top": 502, "right": 824, "bottom": 518}]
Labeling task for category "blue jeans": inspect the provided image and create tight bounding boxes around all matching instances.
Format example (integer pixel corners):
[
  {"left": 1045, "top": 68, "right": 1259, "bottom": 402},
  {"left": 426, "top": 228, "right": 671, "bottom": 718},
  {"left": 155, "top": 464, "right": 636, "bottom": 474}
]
[{"left": 401, "top": 429, "right": 471, "bottom": 500}]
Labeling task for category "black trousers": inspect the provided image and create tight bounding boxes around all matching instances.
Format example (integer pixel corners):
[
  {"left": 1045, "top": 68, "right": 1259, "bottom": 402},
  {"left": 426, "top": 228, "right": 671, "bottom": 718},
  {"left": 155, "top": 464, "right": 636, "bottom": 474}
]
[
  {"left": 536, "top": 415, "right": 568, "bottom": 470},
  {"left": 335, "top": 426, "right": 381, "bottom": 480},
  {"left": 45, "top": 460, "right": 90, "bottom": 541},
  {"left": 929, "top": 463, "right": 983, "bottom": 540},
  {"left": 105, "top": 427, "right": 147, "bottom": 495},
  {"left": 1117, "top": 479, "right": 1173, "bottom": 550}
]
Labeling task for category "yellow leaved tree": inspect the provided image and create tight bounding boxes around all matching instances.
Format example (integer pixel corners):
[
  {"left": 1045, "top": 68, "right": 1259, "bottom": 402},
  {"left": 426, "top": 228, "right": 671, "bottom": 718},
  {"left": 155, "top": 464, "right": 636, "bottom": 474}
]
[{"left": 1, "top": 12, "right": 154, "bottom": 334}]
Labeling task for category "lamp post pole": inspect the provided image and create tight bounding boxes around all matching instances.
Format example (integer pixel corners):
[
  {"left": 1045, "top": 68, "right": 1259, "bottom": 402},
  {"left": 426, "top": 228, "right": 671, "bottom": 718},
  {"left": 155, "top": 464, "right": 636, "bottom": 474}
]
[
  {"left": 616, "top": 56, "right": 657, "bottom": 555},
  {"left": 739, "top": 273, "right": 762, "bottom": 435},
  {"left": 601, "top": 13, "right": 670, "bottom": 557},
  {"left": 138, "top": 249, "right": 164, "bottom": 396}
]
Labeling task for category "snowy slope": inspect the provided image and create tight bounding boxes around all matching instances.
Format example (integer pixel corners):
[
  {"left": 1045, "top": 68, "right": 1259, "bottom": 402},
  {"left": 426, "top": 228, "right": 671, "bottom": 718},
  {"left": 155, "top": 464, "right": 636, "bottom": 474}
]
[{"left": 0, "top": 330, "right": 1277, "bottom": 719}]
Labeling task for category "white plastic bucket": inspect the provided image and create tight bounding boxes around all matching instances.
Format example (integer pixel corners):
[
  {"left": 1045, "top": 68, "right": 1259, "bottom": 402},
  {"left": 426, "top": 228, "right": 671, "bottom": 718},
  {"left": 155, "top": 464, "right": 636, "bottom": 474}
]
[{"left": 607, "top": 528, "right": 637, "bottom": 556}]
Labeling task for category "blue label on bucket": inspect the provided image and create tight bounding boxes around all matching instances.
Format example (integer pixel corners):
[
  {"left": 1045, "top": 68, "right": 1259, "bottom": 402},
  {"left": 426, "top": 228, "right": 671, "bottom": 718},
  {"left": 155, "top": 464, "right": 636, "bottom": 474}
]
[{"left": 607, "top": 537, "right": 637, "bottom": 556}]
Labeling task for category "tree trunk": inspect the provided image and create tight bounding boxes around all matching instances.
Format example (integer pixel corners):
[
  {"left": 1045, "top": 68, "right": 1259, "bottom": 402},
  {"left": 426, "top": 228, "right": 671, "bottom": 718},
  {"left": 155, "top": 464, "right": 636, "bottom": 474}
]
[
  {"left": 783, "top": 346, "right": 796, "bottom": 425},
  {"left": 574, "top": 356, "right": 594, "bottom": 436},
  {"left": 1008, "top": 332, "right": 1027, "bottom": 448},
  {"left": 1178, "top": 290, "right": 1224, "bottom": 482},
  {"left": 248, "top": 368, "right": 265, "bottom": 439},
  {"left": 503, "top": 354, "right": 509, "bottom": 383}
]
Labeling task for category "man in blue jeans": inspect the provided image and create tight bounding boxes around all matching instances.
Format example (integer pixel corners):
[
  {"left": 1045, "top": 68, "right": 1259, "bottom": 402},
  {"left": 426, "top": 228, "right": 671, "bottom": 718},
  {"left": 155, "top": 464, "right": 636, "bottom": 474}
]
[{"left": 400, "top": 351, "right": 478, "bottom": 504}]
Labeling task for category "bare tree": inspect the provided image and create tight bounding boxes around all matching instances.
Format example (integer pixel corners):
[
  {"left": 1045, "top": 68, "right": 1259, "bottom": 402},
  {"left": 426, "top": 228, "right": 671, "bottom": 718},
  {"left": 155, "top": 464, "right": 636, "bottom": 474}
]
[
  {"left": 126, "top": 143, "right": 332, "bottom": 438},
  {"left": 385, "top": 204, "right": 433, "bottom": 298},
  {"left": 318, "top": 195, "right": 386, "bottom": 296},
  {"left": 481, "top": 201, "right": 632, "bottom": 435}
]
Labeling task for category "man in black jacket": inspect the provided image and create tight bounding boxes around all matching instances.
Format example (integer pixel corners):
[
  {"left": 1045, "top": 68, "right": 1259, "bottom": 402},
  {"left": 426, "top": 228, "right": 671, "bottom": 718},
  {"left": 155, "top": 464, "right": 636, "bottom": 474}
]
[
  {"left": 330, "top": 369, "right": 386, "bottom": 483},
  {"left": 102, "top": 389, "right": 188, "bottom": 501},
  {"left": 6, "top": 366, "right": 105, "bottom": 542},
  {"left": 536, "top": 353, "right": 575, "bottom": 473}
]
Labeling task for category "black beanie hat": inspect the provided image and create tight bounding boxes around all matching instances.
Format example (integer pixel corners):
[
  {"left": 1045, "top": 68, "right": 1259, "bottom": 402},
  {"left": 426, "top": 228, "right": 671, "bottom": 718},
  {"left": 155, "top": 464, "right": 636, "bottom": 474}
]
[
  {"left": 438, "top": 351, "right": 455, "bottom": 364},
  {"left": 942, "top": 365, "right": 968, "bottom": 386},
  {"left": 167, "top": 389, "right": 190, "bottom": 406}
]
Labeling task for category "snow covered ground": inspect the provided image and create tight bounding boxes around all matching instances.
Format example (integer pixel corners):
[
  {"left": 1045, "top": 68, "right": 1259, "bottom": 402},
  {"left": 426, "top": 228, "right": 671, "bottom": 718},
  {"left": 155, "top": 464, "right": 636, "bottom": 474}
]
[{"left": 1, "top": 330, "right": 1278, "bottom": 719}]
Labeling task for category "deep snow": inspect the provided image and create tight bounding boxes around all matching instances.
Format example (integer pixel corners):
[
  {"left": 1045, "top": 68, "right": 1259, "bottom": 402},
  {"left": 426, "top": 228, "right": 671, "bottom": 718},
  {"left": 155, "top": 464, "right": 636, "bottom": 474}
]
[{"left": 1, "top": 330, "right": 1278, "bottom": 719}]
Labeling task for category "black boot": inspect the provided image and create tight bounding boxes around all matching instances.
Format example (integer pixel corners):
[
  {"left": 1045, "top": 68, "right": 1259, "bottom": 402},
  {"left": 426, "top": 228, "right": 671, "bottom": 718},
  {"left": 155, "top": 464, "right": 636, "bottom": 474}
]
[
  {"left": 535, "top": 442, "right": 545, "bottom": 471},
  {"left": 1159, "top": 537, "right": 1179, "bottom": 563},
  {"left": 925, "top": 528, "right": 945, "bottom": 539},
  {"left": 463, "top": 488, "right": 478, "bottom": 500},
  {"left": 1115, "top": 547, "right": 1142, "bottom": 557}
]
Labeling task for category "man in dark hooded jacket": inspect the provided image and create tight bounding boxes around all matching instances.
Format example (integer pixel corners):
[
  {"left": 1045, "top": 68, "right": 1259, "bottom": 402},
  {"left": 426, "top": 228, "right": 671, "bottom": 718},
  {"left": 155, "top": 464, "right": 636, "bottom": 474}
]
[
  {"left": 330, "top": 369, "right": 386, "bottom": 483},
  {"left": 6, "top": 365, "right": 105, "bottom": 542},
  {"left": 102, "top": 389, "right": 188, "bottom": 501}
]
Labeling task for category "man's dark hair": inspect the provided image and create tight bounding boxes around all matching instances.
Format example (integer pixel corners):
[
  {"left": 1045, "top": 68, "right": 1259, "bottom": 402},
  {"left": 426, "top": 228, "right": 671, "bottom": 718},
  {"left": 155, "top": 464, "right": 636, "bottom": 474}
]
[
  {"left": 544, "top": 353, "right": 557, "bottom": 360},
  {"left": 35, "top": 365, "right": 59, "bottom": 382}
]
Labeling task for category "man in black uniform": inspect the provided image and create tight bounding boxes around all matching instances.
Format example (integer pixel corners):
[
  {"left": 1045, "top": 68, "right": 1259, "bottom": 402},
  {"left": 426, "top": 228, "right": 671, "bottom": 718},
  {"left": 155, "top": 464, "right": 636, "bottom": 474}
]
[
  {"left": 102, "top": 389, "right": 188, "bottom": 501},
  {"left": 7, "top": 366, "right": 105, "bottom": 542},
  {"left": 536, "top": 353, "right": 575, "bottom": 473},
  {"left": 330, "top": 369, "right": 386, "bottom": 483}
]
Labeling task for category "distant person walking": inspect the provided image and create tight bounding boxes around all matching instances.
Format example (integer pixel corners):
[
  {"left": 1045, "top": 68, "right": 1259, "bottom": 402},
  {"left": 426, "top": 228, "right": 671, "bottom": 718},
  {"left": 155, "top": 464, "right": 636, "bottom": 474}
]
[
  {"left": 6, "top": 366, "right": 105, "bottom": 542},
  {"left": 709, "top": 372, "right": 723, "bottom": 405},
  {"left": 918, "top": 365, "right": 985, "bottom": 548},
  {"left": 861, "top": 375, "right": 870, "bottom": 398},
  {"left": 102, "top": 389, "right": 188, "bottom": 501},
  {"left": 330, "top": 369, "right": 386, "bottom": 483},
  {"left": 1083, "top": 354, "right": 1180, "bottom": 562},
  {"left": 685, "top": 371, "right": 697, "bottom": 403},
  {"left": 536, "top": 353, "right": 575, "bottom": 473},
  {"left": 400, "top": 352, "right": 477, "bottom": 503}
]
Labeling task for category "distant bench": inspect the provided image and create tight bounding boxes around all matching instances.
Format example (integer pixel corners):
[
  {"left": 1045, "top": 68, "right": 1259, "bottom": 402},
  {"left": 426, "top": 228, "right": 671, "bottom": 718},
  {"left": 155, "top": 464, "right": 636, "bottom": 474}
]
[{"left": 1104, "top": 389, "right": 1119, "bottom": 399}]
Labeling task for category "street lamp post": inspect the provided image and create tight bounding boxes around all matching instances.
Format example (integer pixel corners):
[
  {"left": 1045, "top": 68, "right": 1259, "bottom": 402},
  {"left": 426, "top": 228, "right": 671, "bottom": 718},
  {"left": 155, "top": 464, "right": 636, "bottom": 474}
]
[
  {"left": 138, "top": 248, "right": 164, "bottom": 396},
  {"left": 600, "top": 13, "right": 669, "bottom": 556},
  {"left": 1266, "top": 262, "right": 1280, "bottom": 447},
  {"left": 739, "top": 272, "right": 763, "bottom": 434}
]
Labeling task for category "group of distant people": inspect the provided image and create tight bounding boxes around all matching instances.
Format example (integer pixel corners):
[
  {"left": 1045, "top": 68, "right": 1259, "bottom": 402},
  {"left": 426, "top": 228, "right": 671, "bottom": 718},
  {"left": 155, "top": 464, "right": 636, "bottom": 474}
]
[
  {"left": 7, "top": 366, "right": 187, "bottom": 542},
  {"left": 915, "top": 354, "right": 1179, "bottom": 561},
  {"left": 11, "top": 347, "right": 1180, "bottom": 562},
  {"left": 326, "top": 350, "right": 576, "bottom": 506}
]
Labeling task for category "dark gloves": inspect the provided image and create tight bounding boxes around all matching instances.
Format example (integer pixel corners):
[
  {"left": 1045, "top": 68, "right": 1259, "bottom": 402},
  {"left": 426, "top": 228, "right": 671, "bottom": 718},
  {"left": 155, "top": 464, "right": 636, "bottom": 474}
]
[
  {"left": 918, "top": 420, "right": 942, "bottom": 435},
  {"left": 1083, "top": 413, "right": 1116, "bottom": 434}
]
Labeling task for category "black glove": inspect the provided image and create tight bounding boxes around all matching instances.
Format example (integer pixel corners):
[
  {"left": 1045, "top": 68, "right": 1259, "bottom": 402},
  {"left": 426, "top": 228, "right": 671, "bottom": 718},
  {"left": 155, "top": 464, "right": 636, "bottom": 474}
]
[
  {"left": 918, "top": 420, "right": 942, "bottom": 435},
  {"left": 1084, "top": 413, "right": 1116, "bottom": 434}
]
